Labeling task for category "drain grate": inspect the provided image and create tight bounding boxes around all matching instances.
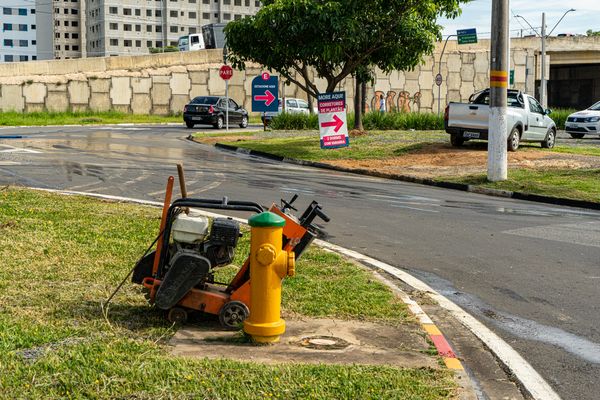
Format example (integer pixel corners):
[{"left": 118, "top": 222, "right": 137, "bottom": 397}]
[{"left": 297, "top": 335, "right": 350, "bottom": 350}]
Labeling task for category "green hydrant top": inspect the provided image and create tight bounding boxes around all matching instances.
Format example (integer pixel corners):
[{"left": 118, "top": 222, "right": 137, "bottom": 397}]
[{"left": 248, "top": 211, "right": 286, "bottom": 228}]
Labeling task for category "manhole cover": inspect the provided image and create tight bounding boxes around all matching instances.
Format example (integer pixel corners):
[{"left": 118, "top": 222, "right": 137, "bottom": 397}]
[{"left": 297, "top": 335, "right": 350, "bottom": 350}]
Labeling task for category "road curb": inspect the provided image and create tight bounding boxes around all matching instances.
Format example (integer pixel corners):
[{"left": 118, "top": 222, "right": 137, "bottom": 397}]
[
  {"left": 214, "top": 142, "right": 600, "bottom": 211},
  {"left": 28, "top": 187, "right": 560, "bottom": 400}
]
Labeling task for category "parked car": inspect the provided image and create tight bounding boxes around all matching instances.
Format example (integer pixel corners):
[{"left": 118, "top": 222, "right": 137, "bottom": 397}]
[
  {"left": 261, "top": 97, "right": 317, "bottom": 123},
  {"left": 445, "top": 89, "right": 557, "bottom": 151},
  {"left": 183, "top": 96, "right": 248, "bottom": 129},
  {"left": 565, "top": 101, "right": 600, "bottom": 138}
]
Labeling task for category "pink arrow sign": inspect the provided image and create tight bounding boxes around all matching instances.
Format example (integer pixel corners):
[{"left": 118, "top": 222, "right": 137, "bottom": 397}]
[
  {"left": 253, "top": 90, "right": 276, "bottom": 106},
  {"left": 320, "top": 114, "right": 344, "bottom": 133}
]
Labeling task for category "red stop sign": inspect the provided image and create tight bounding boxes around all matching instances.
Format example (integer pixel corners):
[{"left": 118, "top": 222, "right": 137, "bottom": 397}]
[{"left": 219, "top": 65, "right": 233, "bottom": 80}]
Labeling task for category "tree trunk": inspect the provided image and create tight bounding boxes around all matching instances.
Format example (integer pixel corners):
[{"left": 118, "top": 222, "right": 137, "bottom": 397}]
[
  {"left": 361, "top": 81, "right": 367, "bottom": 114},
  {"left": 354, "top": 76, "right": 363, "bottom": 130}
]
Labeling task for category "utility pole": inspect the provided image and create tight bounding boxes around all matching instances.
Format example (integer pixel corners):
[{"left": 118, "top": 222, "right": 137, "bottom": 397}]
[
  {"left": 488, "top": 0, "right": 509, "bottom": 182},
  {"left": 540, "top": 12, "right": 547, "bottom": 108}
]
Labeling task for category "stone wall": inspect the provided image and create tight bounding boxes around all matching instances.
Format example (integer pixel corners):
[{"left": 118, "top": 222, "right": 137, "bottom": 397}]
[{"left": 0, "top": 44, "right": 540, "bottom": 115}]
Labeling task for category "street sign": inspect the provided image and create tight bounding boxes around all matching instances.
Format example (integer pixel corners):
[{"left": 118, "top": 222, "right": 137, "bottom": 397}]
[
  {"left": 251, "top": 73, "right": 279, "bottom": 113},
  {"left": 435, "top": 73, "right": 443, "bottom": 86},
  {"left": 317, "top": 91, "right": 349, "bottom": 149},
  {"left": 219, "top": 65, "right": 233, "bottom": 80},
  {"left": 510, "top": 69, "right": 515, "bottom": 85},
  {"left": 457, "top": 28, "right": 477, "bottom": 45}
]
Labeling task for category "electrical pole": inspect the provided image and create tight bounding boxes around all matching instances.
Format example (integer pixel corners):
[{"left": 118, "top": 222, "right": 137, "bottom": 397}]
[
  {"left": 488, "top": 0, "right": 509, "bottom": 182},
  {"left": 540, "top": 12, "right": 547, "bottom": 108}
]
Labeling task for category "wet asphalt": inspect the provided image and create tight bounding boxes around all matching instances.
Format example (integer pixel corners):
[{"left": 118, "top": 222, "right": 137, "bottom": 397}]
[{"left": 1, "top": 124, "right": 599, "bottom": 399}]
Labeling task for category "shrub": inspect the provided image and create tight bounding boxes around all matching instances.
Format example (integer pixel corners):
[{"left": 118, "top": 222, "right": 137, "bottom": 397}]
[
  {"left": 548, "top": 108, "right": 576, "bottom": 130},
  {"left": 270, "top": 111, "right": 444, "bottom": 131}
]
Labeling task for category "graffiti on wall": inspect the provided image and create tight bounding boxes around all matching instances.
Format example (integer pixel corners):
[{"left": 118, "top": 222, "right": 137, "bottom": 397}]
[{"left": 368, "top": 91, "right": 421, "bottom": 113}]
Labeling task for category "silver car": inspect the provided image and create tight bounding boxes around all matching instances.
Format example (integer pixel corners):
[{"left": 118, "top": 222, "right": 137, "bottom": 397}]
[{"left": 565, "top": 102, "right": 600, "bottom": 139}]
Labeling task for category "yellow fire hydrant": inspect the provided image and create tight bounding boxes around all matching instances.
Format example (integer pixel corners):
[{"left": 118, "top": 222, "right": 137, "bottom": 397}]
[{"left": 243, "top": 211, "right": 295, "bottom": 343}]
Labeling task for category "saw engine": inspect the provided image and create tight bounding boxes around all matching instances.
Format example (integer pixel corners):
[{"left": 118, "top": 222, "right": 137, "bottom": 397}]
[{"left": 153, "top": 212, "right": 241, "bottom": 310}]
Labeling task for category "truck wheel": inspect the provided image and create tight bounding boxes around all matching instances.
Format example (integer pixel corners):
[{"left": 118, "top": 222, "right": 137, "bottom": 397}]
[
  {"left": 542, "top": 128, "right": 556, "bottom": 149},
  {"left": 450, "top": 134, "right": 464, "bottom": 147},
  {"left": 569, "top": 133, "right": 585, "bottom": 139},
  {"left": 507, "top": 128, "right": 520, "bottom": 152}
]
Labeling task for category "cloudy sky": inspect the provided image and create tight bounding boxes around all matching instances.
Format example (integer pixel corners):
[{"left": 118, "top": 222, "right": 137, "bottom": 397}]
[{"left": 438, "top": 0, "right": 600, "bottom": 39}]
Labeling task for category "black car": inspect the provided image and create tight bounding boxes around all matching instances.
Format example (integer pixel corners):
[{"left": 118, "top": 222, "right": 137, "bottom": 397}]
[{"left": 183, "top": 96, "right": 249, "bottom": 129}]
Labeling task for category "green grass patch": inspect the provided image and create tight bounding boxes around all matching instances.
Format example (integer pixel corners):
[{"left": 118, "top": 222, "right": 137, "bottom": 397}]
[
  {"left": 548, "top": 108, "right": 576, "bottom": 130},
  {"left": 0, "top": 188, "right": 452, "bottom": 399},
  {"left": 226, "top": 130, "right": 446, "bottom": 161},
  {"left": 0, "top": 111, "right": 182, "bottom": 126},
  {"left": 443, "top": 168, "right": 600, "bottom": 203},
  {"left": 549, "top": 145, "right": 600, "bottom": 157}
]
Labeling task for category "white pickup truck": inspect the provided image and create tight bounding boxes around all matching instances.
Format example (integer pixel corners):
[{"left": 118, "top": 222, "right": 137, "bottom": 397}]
[{"left": 444, "top": 89, "right": 557, "bottom": 151}]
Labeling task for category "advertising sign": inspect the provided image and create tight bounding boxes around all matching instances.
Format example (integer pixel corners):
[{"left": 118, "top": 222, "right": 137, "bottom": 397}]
[
  {"left": 318, "top": 91, "right": 349, "bottom": 149},
  {"left": 252, "top": 72, "right": 279, "bottom": 113}
]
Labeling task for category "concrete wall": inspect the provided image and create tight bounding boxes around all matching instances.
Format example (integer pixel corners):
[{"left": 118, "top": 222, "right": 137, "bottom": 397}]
[{"left": 1, "top": 37, "right": 594, "bottom": 115}]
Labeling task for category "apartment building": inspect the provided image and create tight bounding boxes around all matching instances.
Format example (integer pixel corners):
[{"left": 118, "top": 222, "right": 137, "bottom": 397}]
[
  {"left": 86, "top": 0, "right": 262, "bottom": 57},
  {"left": 53, "top": 0, "right": 86, "bottom": 59},
  {"left": 0, "top": 1, "right": 53, "bottom": 62}
]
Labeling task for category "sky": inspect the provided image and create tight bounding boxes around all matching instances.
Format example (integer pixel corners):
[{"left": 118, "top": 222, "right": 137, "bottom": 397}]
[{"left": 438, "top": 0, "right": 600, "bottom": 39}]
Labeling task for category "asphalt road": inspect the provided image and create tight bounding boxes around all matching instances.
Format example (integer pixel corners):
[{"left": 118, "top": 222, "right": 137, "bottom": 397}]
[{"left": 1, "top": 124, "right": 599, "bottom": 399}]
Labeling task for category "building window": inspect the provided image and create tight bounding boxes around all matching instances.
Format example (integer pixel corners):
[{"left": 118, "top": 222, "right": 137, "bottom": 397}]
[
  {"left": 31, "top": 9, "right": 35, "bottom": 14},
  {"left": 255, "top": 0, "right": 260, "bottom": 5},
  {"left": 4, "top": 55, "right": 13, "bottom": 62},
  {"left": 170, "top": 26, "right": 178, "bottom": 33},
  {"left": 189, "top": 27, "right": 197, "bottom": 33},
  {"left": 3, "top": 8, "right": 11, "bottom": 15},
  {"left": 135, "top": 9, "right": 141, "bottom": 16},
  {"left": 71, "top": 8, "right": 78, "bottom": 14},
  {"left": 170, "top": 10, "right": 177, "bottom": 17},
  {"left": 31, "top": 24, "right": 36, "bottom": 30},
  {"left": 223, "top": 0, "right": 230, "bottom": 4},
  {"left": 234, "top": 14, "right": 242, "bottom": 20},
  {"left": 109, "top": 6, "right": 117, "bottom": 14},
  {"left": 3, "top": 24, "right": 12, "bottom": 31},
  {"left": 18, "top": 8, "right": 27, "bottom": 16},
  {"left": 110, "top": 23, "right": 118, "bottom": 30},
  {"left": 65, "top": 45, "right": 70, "bottom": 50},
  {"left": 55, "top": 45, "right": 60, "bottom": 50},
  {"left": 146, "top": 10, "right": 151, "bottom": 17},
  {"left": 32, "top": 56, "right": 37, "bottom": 60},
  {"left": 214, "top": 13, "right": 218, "bottom": 18},
  {"left": 147, "top": 41, "right": 152, "bottom": 47},
  {"left": 73, "top": 45, "right": 79, "bottom": 51},
  {"left": 156, "top": 41, "right": 162, "bottom": 48},
  {"left": 65, "top": 33, "right": 70, "bottom": 38},
  {"left": 245, "top": 0, "right": 249, "bottom": 5},
  {"left": 223, "top": 13, "right": 231, "bottom": 20},
  {"left": 136, "top": 40, "right": 141, "bottom": 47},
  {"left": 72, "top": 33, "right": 78, "bottom": 39},
  {"left": 146, "top": 25, "right": 152, "bottom": 32},
  {"left": 65, "top": 21, "right": 69, "bottom": 26},
  {"left": 234, "top": 0, "right": 241, "bottom": 5},
  {"left": 124, "top": 24, "right": 132, "bottom": 31},
  {"left": 55, "top": 32, "right": 60, "bottom": 38},
  {"left": 189, "top": 12, "right": 196, "bottom": 19},
  {"left": 202, "top": 0, "right": 209, "bottom": 3},
  {"left": 72, "top": 21, "right": 78, "bottom": 27},
  {"left": 155, "top": 10, "right": 161, "bottom": 17},
  {"left": 189, "top": 0, "right": 196, "bottom": 3},
  {"left": 4, "top": 39, "right": 13, "bottom": 47},
  {"left": 110, "top": 39, "right": 118, "bottom": 46},
  {"left": 124, "top": 40, "right": 132, "bottom": 47},
  {"left": 19, "top": 40, "right": 28, "bottom": 47},
  {"left": 135, "top": 25, "right": 141, "bottom": 32},
  {"left": 32, "top": 40, "right": 36, "bottom": 45},
  {"left": 123, "top": 8, "right": 132, "bottom": 16},
  {"left": 202, "top": 12, "right": 209, "bottom": 19},
  {"left": 155, "top": 25, "right": 162, "bottom": 32},
  {"left": 20, "top": 55, "right": 28, "bottom": 61}
]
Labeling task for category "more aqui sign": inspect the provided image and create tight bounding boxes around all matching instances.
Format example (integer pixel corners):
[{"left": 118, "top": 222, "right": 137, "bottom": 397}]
[{"left": 317, "top": 91, "right": 349, "bottom": 149}]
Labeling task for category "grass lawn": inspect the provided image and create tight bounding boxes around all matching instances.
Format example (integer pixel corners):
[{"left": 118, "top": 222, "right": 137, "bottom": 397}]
[
  {"left": 443, "top": 168, "right": 600, "bottom": 203},
  {"left": 0, "top": 188, "right": 455, "bottom": 399},
  {"left": 0, "top": 111, "right": 182, "bottom": 126},
  {"left": 200, "top": 130, "right": 447, "bottom": 161}
]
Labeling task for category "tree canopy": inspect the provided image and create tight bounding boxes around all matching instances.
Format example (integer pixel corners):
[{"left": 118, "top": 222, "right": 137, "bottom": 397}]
[{"left": 225, "top": 0, "right": 467, "bottom": 98}]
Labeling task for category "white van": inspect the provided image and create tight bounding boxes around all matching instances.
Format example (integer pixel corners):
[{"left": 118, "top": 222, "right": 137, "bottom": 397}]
[{"left": 178, "top": 34, "right": 205, "bottom": 51}]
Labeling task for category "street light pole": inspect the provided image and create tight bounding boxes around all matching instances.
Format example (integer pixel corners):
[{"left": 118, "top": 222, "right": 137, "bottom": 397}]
[
  {"left": 540, "top": 12, "right": 547, "bottom": 108},
  {"left": 488, "top": 0, "right": 509, "bottom": 182}
]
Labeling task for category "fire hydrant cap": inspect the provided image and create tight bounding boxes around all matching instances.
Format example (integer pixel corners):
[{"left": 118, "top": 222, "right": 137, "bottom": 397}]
[{"left": 248, "top": 212, "right": 286, "bottom": 228}]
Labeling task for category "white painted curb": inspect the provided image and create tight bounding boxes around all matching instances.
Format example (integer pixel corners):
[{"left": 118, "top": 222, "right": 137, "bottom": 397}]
[{"left": 31, "top": 187, "right": 561, "bottom": 400}]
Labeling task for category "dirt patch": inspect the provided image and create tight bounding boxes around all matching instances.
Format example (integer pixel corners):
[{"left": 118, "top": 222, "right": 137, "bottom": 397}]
[
  {"left": 170, "top": 318, "right": 435, "bottom": 368},
  {"left": 325, "top": 143, "right": 600, "bottom": 178}
]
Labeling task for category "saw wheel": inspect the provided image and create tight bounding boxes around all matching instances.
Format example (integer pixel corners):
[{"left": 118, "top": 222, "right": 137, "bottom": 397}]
[{"left": 219, "top": 301, "right": 249, "bottom": 330}]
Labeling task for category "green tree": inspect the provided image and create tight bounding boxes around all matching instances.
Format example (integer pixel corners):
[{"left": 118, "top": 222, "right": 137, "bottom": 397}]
[
  {"left": 587, "top": 29, "right": 600, "bottom": 37},
  {"left": 225, "top": 0, "right": 467, "bottom": 127}
]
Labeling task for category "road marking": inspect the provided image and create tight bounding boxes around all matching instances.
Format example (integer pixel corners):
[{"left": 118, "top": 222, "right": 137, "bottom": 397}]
[
  {"left": 504, "top": 221, "right": 600, "bottom": 248},
  {"left": 0, "top": 144, "right": 41, "bottom": 154},
  {"left": 27, "top": 187, "right": 563, "bottom": 400}
]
